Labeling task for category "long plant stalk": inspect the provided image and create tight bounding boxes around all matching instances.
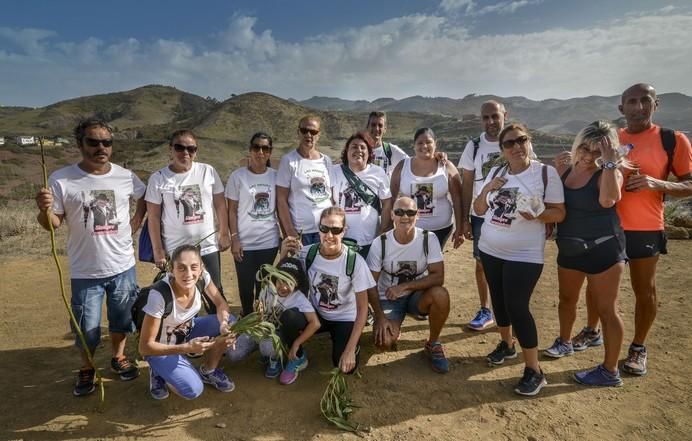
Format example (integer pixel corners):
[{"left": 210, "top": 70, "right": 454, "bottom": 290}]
[
  {"left": 40, "top": 138, "right": 105, "bottom": 406},
  {"left": 320, "top": 368, "right": 367, "bottom": 435}
]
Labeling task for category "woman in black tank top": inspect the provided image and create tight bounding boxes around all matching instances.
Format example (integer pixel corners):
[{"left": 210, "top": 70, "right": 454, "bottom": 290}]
[{"left": 547, "top": 120, "right": 627, "bottom": 387}]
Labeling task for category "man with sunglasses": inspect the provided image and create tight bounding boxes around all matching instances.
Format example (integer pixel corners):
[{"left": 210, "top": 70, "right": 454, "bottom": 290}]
[
  {"left": 366, "top": 197, "right": 450, "bottom": 373},
  {"left": 35, "top": 118, "right": 146, "bottom": 397},
  {"left": 458, "top": 101, "right": 508, "bottom": 332}
]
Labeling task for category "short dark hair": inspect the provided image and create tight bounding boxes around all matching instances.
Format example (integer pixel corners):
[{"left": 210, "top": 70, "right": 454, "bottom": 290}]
[
  {"left": 249, "top": 132, "right": 273, "bottom": 148},
  {"left": 73, "top": 118, "right": 113, "bottom": 146},
  {"left": 170, "top": 244, "right": 202, "bottom": 265},
  {"left": 169, "top": 129, "right": 197, "bottom": 146},
  {"left": 367, "top": 111, "right": 387, "bottom": 126},
  {"left": 413, "top": 127, "right": 436, "bottom": 143},
  {"left": 340, "top": 131, "right": 375, "bottom": 165}
]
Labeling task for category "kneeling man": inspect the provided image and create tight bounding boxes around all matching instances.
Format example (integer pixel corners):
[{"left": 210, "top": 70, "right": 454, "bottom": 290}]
[{"left": 367, "top": 196, "right": 450, "bottom": 373}]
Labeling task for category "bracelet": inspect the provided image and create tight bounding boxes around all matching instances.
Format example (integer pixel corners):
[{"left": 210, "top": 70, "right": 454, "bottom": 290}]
[{"left": 230, "top": 232, "right": 239, "bottom": 238}]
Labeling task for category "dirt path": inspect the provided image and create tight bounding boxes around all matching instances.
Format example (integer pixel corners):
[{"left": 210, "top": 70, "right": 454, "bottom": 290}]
[{"left": 1, "top": 241, "right": 690, "bottom": 441}]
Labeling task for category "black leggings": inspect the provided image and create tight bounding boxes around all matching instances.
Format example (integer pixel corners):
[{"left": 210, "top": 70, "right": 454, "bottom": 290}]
[
  {"left": 201, "top": 251, "right": 227, "bottom": 314},
  {"left": 233, "top": 247, "right": 279, "bottom": 315},
  {"left": 479, "top": 251, "right": 543, "bottom": 349},
  {"left": 316, "top": 316, "right": 358, "bottom": 370},
  {"left": 278, "top": 308, "right": 308, "bottom": 357}
]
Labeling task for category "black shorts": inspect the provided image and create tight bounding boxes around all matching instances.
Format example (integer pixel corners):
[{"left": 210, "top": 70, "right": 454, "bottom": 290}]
[
  {"left": 557, "top": 232, "right": 627, "bottom": 274},
  {"left": 625, "top": 230, "right": 668, "bottom": 259}
]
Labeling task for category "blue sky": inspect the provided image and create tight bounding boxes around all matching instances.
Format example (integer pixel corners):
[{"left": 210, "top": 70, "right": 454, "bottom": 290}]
[{"left": 2, "top": 0, "right": 691, "bottom": 106}]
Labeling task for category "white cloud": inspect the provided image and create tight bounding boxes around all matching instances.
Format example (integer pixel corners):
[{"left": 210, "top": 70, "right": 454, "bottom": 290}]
[
  {"left": 439, "top": 0, "right": 475, "bottom": 14},
  {"left": 1, "top": 11, "right": 691, "bottom": 106},
  {"left": 439, "top": 0, "right": 542, "bottom": 16}
]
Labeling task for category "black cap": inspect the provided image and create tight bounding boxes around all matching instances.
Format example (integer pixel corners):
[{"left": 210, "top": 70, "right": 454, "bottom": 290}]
[{"left": 275, "top": 257, "right": 310, "bottom": 295}]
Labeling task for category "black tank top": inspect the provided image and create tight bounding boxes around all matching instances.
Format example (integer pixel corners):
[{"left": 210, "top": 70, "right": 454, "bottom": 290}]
[{"left": 557, "top": 168, "right": 623, "bottom": 239}]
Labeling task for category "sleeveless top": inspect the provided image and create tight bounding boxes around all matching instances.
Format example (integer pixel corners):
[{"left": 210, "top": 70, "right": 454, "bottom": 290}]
[
  {"left": 557, "top": 168, "right": 622, "bottom": 239},
  {"left": 399, "top": 158, "right": 453, "bottom": 230}
]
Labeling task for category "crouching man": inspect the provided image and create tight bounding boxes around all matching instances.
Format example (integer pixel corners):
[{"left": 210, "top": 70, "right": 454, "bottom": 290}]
[{"left": 366, "top": 196, "right": 451, "bottom": 373}]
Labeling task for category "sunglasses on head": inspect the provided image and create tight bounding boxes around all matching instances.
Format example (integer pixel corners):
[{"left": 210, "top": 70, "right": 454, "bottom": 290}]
[
  {"left": 250, "top": 144, "right": 272, "bottom": 153},
  {"left": 84, "top": 137, "right": 113, "bottom": 148},
  {"left": 501, "top": 135, "right": 529, "bottom": 149},
  {"left": 299, "top": 127, "right": 320, "bottom": 136},
  {"left": 173, "top": 143, "right": 198, "bottom": 154},
  {"left": 318, "top": 224, "right": 344, "bottom": 235},
  {"left": 393, "top": 208, "right": 418, "bottom": 217}
]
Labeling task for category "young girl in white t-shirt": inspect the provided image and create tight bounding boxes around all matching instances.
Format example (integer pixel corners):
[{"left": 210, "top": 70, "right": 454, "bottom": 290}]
[{"left": 138, "top": 245, "right": 236, "bottom": 400}]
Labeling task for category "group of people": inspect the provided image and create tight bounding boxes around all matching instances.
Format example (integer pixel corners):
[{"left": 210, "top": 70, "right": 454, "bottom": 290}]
[{"left": 35, "top": 82, "right": 691, "bottom": 401}]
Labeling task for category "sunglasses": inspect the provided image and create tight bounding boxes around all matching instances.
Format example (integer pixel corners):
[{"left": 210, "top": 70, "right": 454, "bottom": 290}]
[
  {"left": 318, "top": 224, "right": 344, "bottom": 235},
  {"left": 393, "top": 208, "right": 418, "bottom": 217},
  {"left": 299, "top": 127, "right": 320, "bottom": 136},
  {"left": 250, "top": 144, "right": 272, "bottom": 153},
  {"left": 173, "top": 143, "right": 198, "bottom": 154},
  {"left": 84, "top": 137, "right": 113, "bottom": 148},
  {"left": 577, "top": 144, "right": 600, "bottom": 154},
  {"left": 501, "top": 135, "right": 529, "bottom": 149}
]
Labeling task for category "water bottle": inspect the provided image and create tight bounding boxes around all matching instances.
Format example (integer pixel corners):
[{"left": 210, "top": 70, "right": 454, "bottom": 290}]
[{"left": 615, "top": 143, "right": 633, "bottom": 159}]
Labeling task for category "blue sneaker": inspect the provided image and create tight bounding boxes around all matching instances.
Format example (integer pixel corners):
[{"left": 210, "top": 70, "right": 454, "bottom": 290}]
[
  {"left": 424, "top": 341, "right": 449, "bottom": 373},
  {"left": 574, "top": 364, "right": 623, "bottom": 387},
  {"left": 544, "top": 337, "right": 574, "bottom": 358},
  {"left": 468, "top": 307, "right": 494, "bottom": 331},
  {"left": 199, "top": 367, "right": 235, "bottom": 392},
  {"left": 572, "top": 327, "right": 603, "bottom": 352},
  {"left": 265, "top": 357, "right": 281, "bottom": 379},
  {"left": 149, "top": 369, "right": 169, "bottom": 400},
  {"left": 280, "top": 352, "right": 308, "bottom": 385}
]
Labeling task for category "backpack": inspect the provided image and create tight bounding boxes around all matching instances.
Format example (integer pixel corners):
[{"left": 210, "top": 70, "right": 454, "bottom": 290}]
[
  {"left": 305, "top": 243, "right": 357, "bottom": 279},
  {"left": 659, "top": 127, "right": 676, "bottom": 175},
  {"left": 382, "top": 142, "right": 392, "bottom": 162},
  {"left": 471, "top": 137, "right": 481, "bottom": 161},
  {"left": 380, "top": 229, "right": 429, "bottom": 264},
  {"left": 131, "top": 276, "right": 206, "bottom": 339}
]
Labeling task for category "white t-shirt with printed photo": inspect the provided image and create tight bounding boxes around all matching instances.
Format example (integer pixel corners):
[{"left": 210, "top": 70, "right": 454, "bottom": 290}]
[
  {"left": 458, "top": 133, "right": 503, "bottom": 217},
  {"left": 258, "top": 287, "right": 315, "bottom": 324},
  {"left": 298, "top": 246, "right": 375, "bottom": 322},
  {"left": 373, "top": 142, "right": 409, "bottom": 177},
  {"left": 145, "top": 162, "right": 224, "bottom": 256},
  {"left": 398, "top": 158, "right": 453, "bottom": 231},
  {"left": 366, "top": 228, "right": 443, "bottom": 300},
  {"left": 141, "top": 271, "right": 211, "bottom": 345},
  {"left": 276, "top": 150, "right": 333, "bottom": 234},
  {"left": 225, "top": 167, "right": 280, "bottom": 251},
  {"left": 49, "top": 163, "right": 146, "bottom": 279},
  {"left": 478, "top": 161, "right": 564, "bottom": 264},
  {"left": 331, "top": 164, "right": 391, "bottom": 246}
]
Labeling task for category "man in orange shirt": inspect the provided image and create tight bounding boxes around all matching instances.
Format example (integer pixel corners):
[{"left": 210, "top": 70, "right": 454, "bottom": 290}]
[{"left": 616, "top": 83, "right": 692, "bottom": 376}]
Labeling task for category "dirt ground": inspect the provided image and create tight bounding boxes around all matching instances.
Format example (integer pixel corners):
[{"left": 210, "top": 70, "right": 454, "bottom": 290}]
[{"left": 1, "top": 240, "right": 690, "bottom": 441}]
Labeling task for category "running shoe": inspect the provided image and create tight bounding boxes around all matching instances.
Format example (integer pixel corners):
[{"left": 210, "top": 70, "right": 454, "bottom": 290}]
[
  {"left": 572, "top": 327, "right": 603, "bottom": 352},
  {"left": 468, "top": 307, "right": 495, "bottom": 331},
  {"left": 199, "top": 366, "right": 235, "bottom": 392},
  {"left": 111, "top": 356, "right": 140, "bottom": 381},
  {"left": 149, "top": 369, "right": 169, "bottom": 400},
  {"left": 424, "top": 341, "right": 450, "bottom": 373},
  {"left": 265, "top": 357, "right": 281, "bottom": 379},
  {"left": 486, "top": 340, "right": 517, "bottom": 366},
  {"left": 622, "top": 345, "right": 648, "bottom": 376},
  {"left": 514, "top": 367, "right": 547, "bottom": 396},
  {"left": 280, "top": 352, "right": 309, "bottom": 385},
  {"left": 574, "top": 364, "right": 623, "bottom": 387},
  {"left": 73, "top": 367, "right": 96, "bottom": 397},
  {"left": 544, "top": 337, "right": 574, "bottom": 358}
]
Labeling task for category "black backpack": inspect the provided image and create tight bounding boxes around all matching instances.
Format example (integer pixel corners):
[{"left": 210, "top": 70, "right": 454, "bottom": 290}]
[
  {"left": 380, "top": 229, "right": 429, "bottom": 264},
  {"left": 659, "top": 127, "right": 677, "bottom": 175}
]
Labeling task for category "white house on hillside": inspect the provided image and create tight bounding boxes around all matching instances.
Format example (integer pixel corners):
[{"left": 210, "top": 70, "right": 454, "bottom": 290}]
[
  {"left": 0, "top": 137, "right": 5, "bottom": 146},
  {"left": 16, "top": 136, "right": 36, "bottom": 146}
]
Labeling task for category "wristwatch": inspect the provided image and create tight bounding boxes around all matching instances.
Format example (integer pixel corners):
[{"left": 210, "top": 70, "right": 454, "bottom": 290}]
[{"left": 601, "top": 161, "right": 617, "bottom": 170}]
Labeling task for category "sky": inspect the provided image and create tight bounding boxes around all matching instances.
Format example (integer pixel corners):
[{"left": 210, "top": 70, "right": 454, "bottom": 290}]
[{"left": 1, "top": 0, "right": 691, "bottom": 107}]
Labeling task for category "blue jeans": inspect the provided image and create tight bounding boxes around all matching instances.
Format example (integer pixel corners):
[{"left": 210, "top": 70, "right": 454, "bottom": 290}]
[
  {"left": 301, "top": 232, "right": 321, "bottom": 246},
  {"left": 379, "top": 291, "right": 427, "bottom": 323},
  {"left": 70, "top": 266, "right": 138, "bottom": 351},
  {"left": 146, "top": 314, "right": 229, "bottom": 400}
]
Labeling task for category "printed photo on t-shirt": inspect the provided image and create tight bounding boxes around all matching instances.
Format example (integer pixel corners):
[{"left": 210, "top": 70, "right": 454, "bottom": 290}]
[
  {"left": 340, "top": 186, "right": 364, "bottom": 213},
  {"left": 395, "top": 260, "right": 418, "bottom": 284},
  {"left": 82, "top": 190, "right": 119, "bottom": 235},
  {"left": 176, "top": 185, "right": 205, "bottom": 224},
  {"left": 373, "top": 155, "right": 389, "bottom": 172},
  {"left": 164, "top": 318, "right": 193, "bottom": 345},
  {"left": 489, "top": 187, "right": 518, "bottom": 227},
  {"left": 308, "top": 173, "right": 329, "bottom": 203},
  {"left": 412, "top": 183, "right": 434, "bottom": 216},
  {"left": 314, "top": 273, "right": 340, "bottom": 310},
  {"left": 248, "top": 184, "right": 273, "bottom": 219},
  {"left": 480, "top": 153, "right": 505, "bottom": 181}
]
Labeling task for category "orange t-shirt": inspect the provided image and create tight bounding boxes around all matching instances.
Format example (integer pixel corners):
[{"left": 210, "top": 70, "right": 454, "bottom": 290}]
[{"left": 617, "top": 125, "right": 692, "bottom": 231}]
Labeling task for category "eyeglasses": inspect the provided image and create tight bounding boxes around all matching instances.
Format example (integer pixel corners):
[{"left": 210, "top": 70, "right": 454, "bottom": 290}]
[
  {"left": 173, "top": 143, "right": 198, "bottom": 154},
  {"left": 393, "top": 208, "right": 418, "bottom": 217},
  {"left": 501, "top": 135, "right": 529, "bottom": 149},
  {"left": 84, "top": 137, "right": 113, "bottom": 148},
  {"left": 299, "top": 127, "right": 320, "bottom": 136},
  {"left": 318, "top": 224, "right": 344, "bottom": 235},
  {"left": 250, "top": 144, "right": 272, "bottom": 153}
]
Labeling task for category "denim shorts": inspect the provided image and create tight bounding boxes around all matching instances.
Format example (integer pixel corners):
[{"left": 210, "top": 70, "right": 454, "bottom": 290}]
[
  {"left": 70, "top": 266, "right": 138, "bottom": 351},
  {"left": 471, "top": 215, "right": 484, "bottom": 260},
  {"left": 379, "top": 291, "right": 427, "bottom": 323}
]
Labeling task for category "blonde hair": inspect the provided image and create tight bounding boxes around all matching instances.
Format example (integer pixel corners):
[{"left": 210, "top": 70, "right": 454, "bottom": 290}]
[
  {"left": 319, "top": 206, "right": 346, "bottom": 227},
  {"left": 570, "top": 120, "right": 628, "bottom": 168}
]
